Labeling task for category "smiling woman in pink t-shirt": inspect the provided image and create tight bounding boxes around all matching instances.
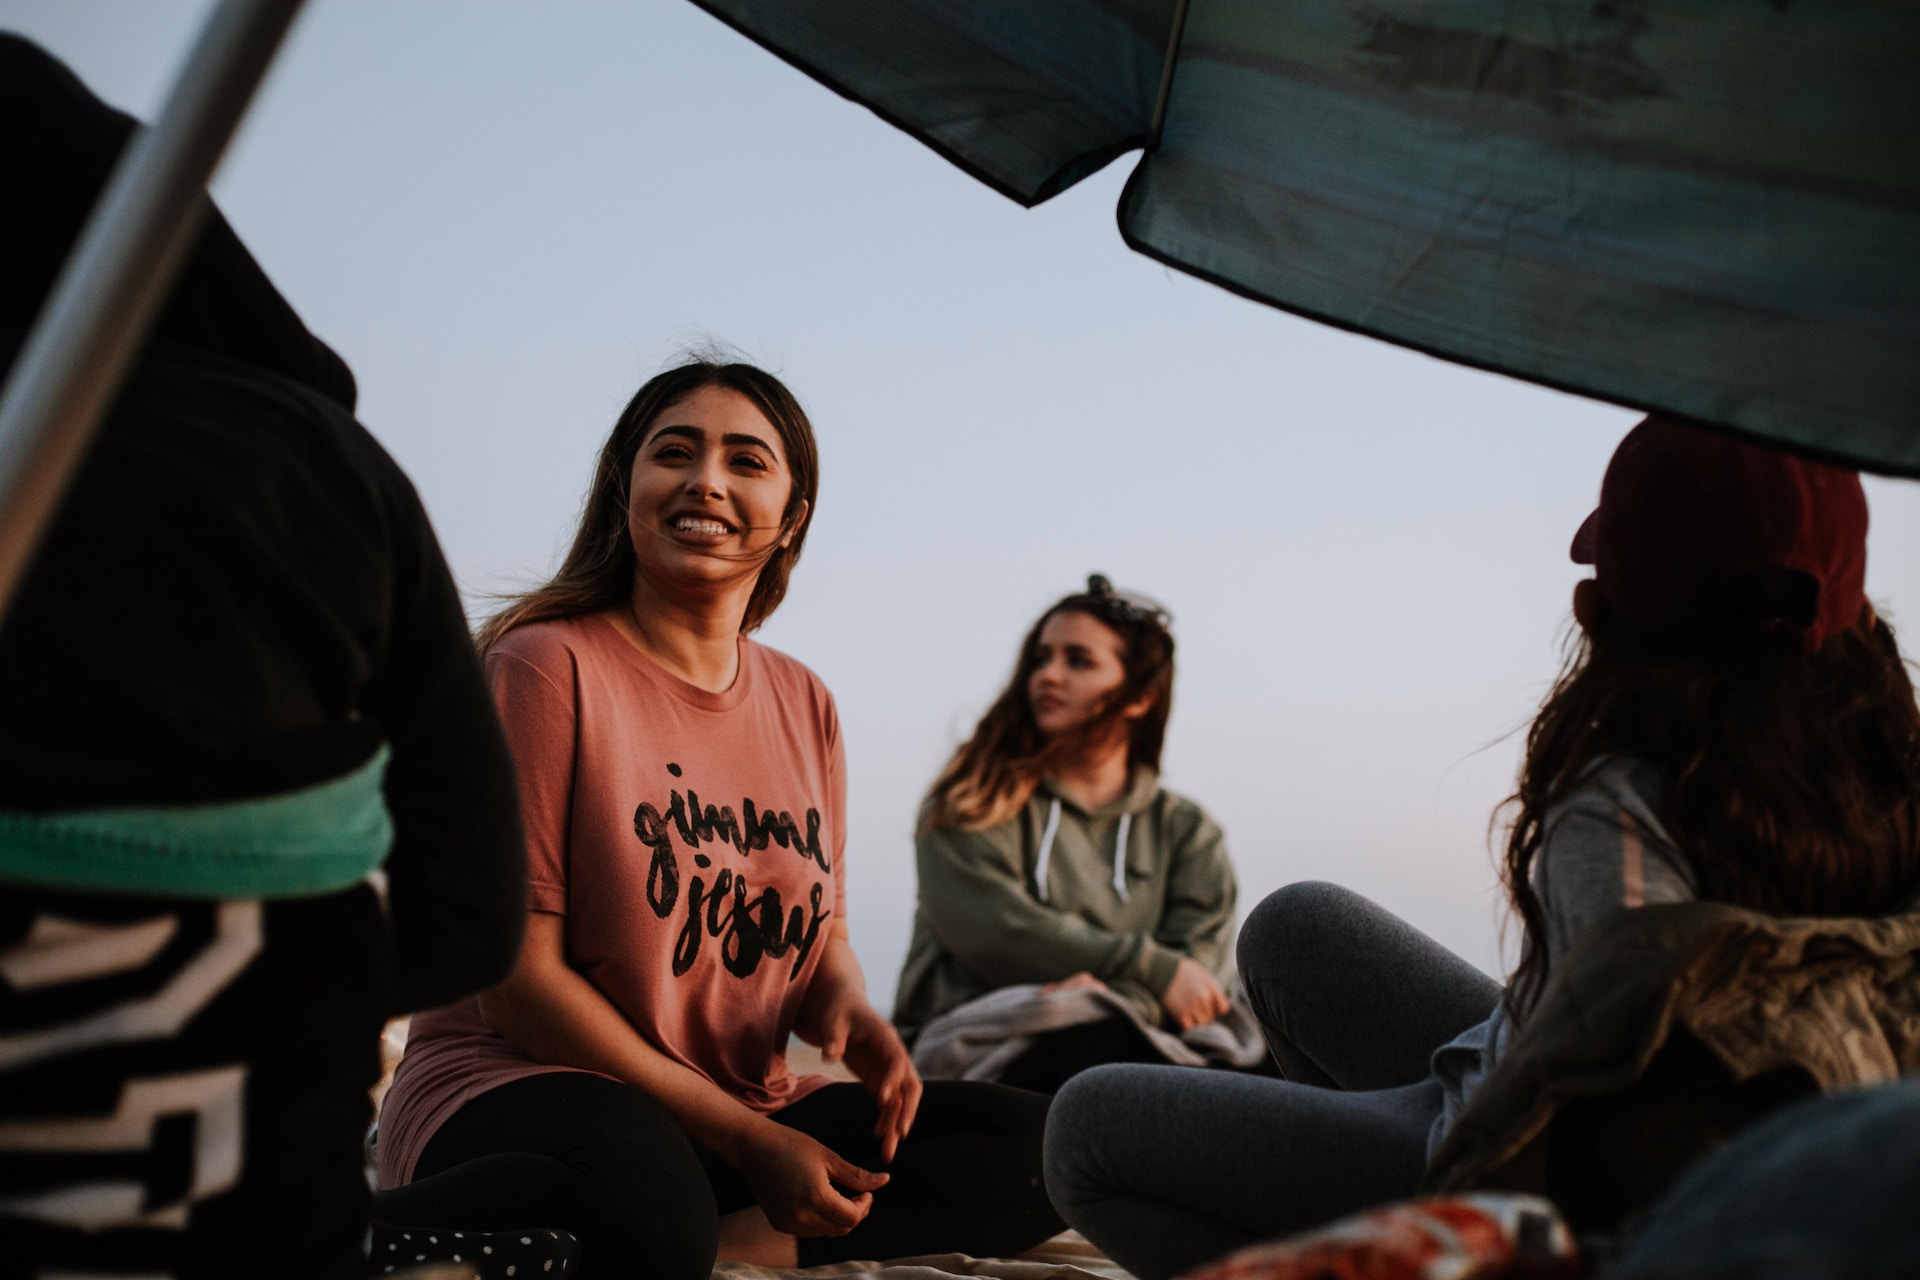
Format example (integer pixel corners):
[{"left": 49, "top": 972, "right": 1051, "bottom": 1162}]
[{"left": 372, "top": 358, "right": 1062, "bottom": 1278}]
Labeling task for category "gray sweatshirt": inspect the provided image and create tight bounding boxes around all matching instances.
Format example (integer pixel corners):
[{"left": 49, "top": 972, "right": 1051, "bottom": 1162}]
[
  {"left": 893, "top": 768, "right": 1239, "bottom": 1040},
  {"left": 1429, "top": 755, "right": 1695, "bottom": 1157}
]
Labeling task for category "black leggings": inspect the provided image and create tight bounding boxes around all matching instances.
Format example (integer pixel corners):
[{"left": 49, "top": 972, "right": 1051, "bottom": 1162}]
[
  {"left": 998, "top": 1017, "right": 1166, "bottom": 1094},
  {"left": 373, "top": 1072, "right": 1063, "bottom": 1279}
]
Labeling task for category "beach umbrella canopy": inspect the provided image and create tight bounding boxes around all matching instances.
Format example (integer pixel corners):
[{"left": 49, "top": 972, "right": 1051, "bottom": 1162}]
[{"left": 692, "top": 0, "right": 1920, "bottom": 477}]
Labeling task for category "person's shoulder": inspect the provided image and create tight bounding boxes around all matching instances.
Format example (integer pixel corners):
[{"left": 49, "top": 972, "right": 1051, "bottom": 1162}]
[
  {"left": 193, "top": 359, "right": 424, "bottom": 556},
  {"left": 1538, "top": 754, "right": 1688, "bottom": 888},
  {"left": 1147, "top": 783, "right": 1220, "bottom": 838},
  {"left": 1550, "top": 755, "right": 1667, "bottom": 831},
  {"left": 487, "top": 616, "right": 602, "bottom": 684},
  {"left": 1152, "top": 784, "right": 1208, "bottom": 821},
  {"left": 920, "top": 785, "right": 1045, "bottom": 847},
  {"left": 743, "top": 637, "right": 837, "bottom": 709},
  {"left": 1587, "top": 754, "right": 1662, "bottom": 799},
  {"left": 743, "top": 636, "right": 826, "bottom": 686},
  {"left": 918, "top": 806, "right": 1027, "bottom": 856},
  {"left": 124, "top": 348, "right": 396, "bottom": 515}
]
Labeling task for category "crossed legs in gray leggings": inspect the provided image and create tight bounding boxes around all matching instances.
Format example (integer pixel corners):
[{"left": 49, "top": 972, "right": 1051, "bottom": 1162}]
[{"left": 1042, "top": 882, "right": 1500, "bottom": 1280}]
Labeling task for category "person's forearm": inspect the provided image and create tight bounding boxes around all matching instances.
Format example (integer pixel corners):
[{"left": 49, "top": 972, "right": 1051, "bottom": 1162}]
[
  {"left": 794, "top": 926, "right": 864, "bottom": 1042},
  {"left": 813, "top": 921, "right": 862, "bottom": 993},
  {"left": 479, "top": 954, "right": 772, "bottom": 1165},
  {"left": 1154, "top": 824, "right": 1236, "bottom": 966},
  {"left": 1154, "top": 905, "right": 1233, "bottom": 972}
]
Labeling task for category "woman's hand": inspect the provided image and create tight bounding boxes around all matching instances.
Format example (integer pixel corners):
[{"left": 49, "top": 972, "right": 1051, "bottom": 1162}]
[
  {"left": 836, "top": 1002, "right": 923, "bottom": 1162},
  {"left": 796, "top": 925, "right": 924, "bottom": 1161},
  {"left": 740, "top": 1120, "right": 888, "bottom": 1237},
  {"left": 1159, "top": 956, "right": 1232, "bottom": 1031}
]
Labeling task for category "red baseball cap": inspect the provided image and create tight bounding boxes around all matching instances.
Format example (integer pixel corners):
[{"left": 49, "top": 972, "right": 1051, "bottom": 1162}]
[{"left": 1571, "top": 415, "right": 1868, "bottom": 654}]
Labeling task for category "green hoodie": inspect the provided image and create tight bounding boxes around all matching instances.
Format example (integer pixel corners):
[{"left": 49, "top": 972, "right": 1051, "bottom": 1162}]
[{"left": 892, "top": 767, "right": 1237, "bottom": 1041}]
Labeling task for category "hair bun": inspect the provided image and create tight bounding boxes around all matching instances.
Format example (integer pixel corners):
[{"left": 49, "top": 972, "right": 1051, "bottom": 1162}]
[{"left": 1087, "top": 573, "right": 1115, "bottom": 597}]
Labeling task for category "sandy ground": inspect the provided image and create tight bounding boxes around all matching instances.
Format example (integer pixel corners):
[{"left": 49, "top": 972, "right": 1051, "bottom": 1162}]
[{"left": 785, "top": 1037, "right": 863, "bottom": 1083}]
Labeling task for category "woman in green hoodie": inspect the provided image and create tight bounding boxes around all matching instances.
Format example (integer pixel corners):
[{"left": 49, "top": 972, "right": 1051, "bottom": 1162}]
[{"left": 892, "top": 577, "right": 1248, "bottom": 1093}]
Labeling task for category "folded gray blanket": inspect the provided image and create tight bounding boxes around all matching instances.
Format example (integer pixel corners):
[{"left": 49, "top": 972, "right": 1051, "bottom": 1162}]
[{"left": 911, "top": 984, "right": 1269, "bottom": 1082}]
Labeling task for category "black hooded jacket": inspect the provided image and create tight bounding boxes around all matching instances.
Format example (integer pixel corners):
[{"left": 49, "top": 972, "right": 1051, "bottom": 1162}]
[{"left": 0, "top": 35, "right": 525, "bottom": 1012}]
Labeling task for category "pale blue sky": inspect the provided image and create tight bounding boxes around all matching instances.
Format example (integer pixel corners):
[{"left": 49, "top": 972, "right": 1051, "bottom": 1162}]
[{"left": 10, "top": 1, "right": 1918, "bottom": 1003}]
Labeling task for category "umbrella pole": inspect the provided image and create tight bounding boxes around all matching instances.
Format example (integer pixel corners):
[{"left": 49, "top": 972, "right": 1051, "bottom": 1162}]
[
  {"left": 0, "top": 0, "right": 307, "bottom": 628},
  {"left": 1146, "top": 0, "right": 1193, "bottom": 153}
]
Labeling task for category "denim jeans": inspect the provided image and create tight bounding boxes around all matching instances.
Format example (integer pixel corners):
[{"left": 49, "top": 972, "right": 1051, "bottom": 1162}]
[
  {"left": 1607, "top": 1078, "right": 1920, "bottom": 1279},
  {"left": 1043, "top": 882, "right": 1499, "bottom": 1280}
]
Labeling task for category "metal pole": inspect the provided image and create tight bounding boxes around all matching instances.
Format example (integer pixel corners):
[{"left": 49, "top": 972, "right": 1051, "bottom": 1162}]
[
  {"left": 0, "top": 0, "right": 307, "bottom": 627},
  {"left": 1145, "top": 0, "right": 1194, "bottom": 153}
]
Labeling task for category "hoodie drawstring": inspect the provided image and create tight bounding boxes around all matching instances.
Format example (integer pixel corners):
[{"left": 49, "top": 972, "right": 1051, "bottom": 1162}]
[
  {"left": 1034, "top": 798, "right": 1061, "bottom": 902},
  {"left": 1033, "top": 797, "right": 1132, "bottom": 903}
]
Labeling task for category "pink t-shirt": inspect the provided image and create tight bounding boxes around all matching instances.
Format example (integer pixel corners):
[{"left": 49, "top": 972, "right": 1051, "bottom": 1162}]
[{"left": 377, "top": 613, "right": 845, "bottom": 1186}]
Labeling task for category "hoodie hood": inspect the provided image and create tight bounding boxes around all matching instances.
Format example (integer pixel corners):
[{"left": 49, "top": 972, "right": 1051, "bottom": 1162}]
[
  {"left": 0, "top": 35, "right": 357, "bottom": 409},
  {"left": 1036, "top": 766, "right": 1161, "bottom": 819}
]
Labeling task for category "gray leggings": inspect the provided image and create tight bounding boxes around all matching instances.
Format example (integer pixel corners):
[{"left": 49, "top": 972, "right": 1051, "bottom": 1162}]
[{"left": 1043, "top": 882, "right": 1499, "bottom": 1280}]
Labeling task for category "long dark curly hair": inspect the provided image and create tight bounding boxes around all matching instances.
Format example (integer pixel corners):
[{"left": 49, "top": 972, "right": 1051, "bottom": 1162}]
[
  {"left": 1501, "top": 591, "right": 1920, "bottom": 1020},
  {"left": 922, "top": 576, "right": 1175, "bottom": 833}
]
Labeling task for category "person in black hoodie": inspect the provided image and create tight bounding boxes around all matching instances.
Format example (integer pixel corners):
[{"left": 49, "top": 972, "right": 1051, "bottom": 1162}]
[{"left": 0, "top": 35, "right": 526, "bottom": 1279}]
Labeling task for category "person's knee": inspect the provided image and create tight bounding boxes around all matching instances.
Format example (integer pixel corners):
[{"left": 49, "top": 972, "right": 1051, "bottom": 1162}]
[
  {"left": 640, "top": 1216, "right": 719, "bottom": 1280},
  {"left": 1239, "top": 881, "right": 1384, "bottom": 975},
  {"left": 1043, "top": 1065, "right": 1142, "bottom": 1217},
  {"left": 1042, "top": 1072, "right": 1094, "bottom": 1219},
  {"left": 582, "top": 1165, "right": 717, "bottom": 1280},
  {"left": 570, "top": 1096, "right": 720, "bottom": 1280},
  {"left": 915, "top": 1079, "right": 1051, "bottom": 1139}
]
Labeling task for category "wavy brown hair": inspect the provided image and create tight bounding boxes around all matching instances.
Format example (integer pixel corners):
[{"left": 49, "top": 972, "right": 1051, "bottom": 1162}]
[
  {"left": 1501, "top": 590, "right": 1920, "bottom": 1021},
  {"left": 475, "top": 357, "right": 818, "bottom": 654},
  {"left": 923, "top": 577, "right": 1176, "bottom": 833}
]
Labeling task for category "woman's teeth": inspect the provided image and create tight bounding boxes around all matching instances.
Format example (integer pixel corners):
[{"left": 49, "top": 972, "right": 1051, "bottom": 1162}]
[{"left": 674, "top": 517, "right": 731, "bottom": 535}]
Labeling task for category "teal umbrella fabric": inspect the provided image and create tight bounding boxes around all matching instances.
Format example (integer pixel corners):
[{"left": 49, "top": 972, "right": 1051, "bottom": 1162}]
[{"left": 692, "top": 0, "right": 1920, "bottom": 476}]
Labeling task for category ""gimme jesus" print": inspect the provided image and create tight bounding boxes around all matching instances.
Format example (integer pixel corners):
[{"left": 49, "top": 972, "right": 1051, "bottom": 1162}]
[{"left": 631, "top": 762, "right": 833, "bottom": 982}]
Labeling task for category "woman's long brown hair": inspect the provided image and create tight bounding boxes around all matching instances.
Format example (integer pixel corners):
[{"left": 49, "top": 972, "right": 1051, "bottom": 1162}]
[
  {"left": 475, "top": 358, "right": 818, "bottom": 654},
  {"left": 1501, "top": 596, "right": 1920, "bottom": 1021},
  {"left": 923, "top": 579, "right": 1176, "bottom": 833}
]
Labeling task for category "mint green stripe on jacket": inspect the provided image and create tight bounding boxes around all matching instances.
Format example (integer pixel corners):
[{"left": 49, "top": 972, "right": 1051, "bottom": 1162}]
[{"left": 0, "top": 746, "right": 394, "bottom": 899}]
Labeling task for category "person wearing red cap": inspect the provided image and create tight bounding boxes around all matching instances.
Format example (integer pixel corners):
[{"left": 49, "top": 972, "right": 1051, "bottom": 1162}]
[{"left": 1043, "top": 415, "right": 1920, "bottom": 1280}]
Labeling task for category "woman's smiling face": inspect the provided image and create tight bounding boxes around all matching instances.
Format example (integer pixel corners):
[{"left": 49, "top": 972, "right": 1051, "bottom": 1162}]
[
  {"left": 626, "top": 386, "right": 803, "bottom": 595},
  {"left": 1026, "top": 609, "right": 1131, "bottom": 740}
]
